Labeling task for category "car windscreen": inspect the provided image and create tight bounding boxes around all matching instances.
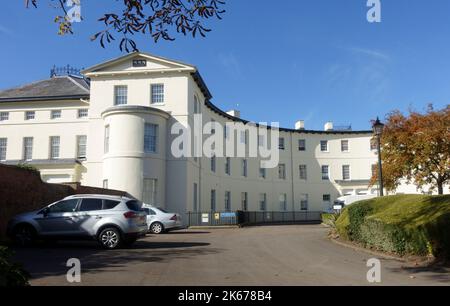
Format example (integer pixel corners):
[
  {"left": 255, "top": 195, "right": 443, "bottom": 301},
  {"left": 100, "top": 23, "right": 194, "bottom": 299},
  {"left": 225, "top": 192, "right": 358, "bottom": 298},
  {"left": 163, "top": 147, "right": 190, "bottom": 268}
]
[
  {"left": 157, "top": 207, "right": 168, "bottom": 213},
  {"left": 126, "top": 200, "right": 142, "bottom": 211}
]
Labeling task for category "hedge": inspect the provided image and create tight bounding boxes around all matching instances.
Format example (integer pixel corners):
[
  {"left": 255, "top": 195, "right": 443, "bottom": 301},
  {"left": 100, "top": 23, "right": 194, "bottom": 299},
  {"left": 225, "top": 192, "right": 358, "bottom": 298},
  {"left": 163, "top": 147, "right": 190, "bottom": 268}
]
[{"left": 335, "top": 195, "right": 450, "bottom": 258}]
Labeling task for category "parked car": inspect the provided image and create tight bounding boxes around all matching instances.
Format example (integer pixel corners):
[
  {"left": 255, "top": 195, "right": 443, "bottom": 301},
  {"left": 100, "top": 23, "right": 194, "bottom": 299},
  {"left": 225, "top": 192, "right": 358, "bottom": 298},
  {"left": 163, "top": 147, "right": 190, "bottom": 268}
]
[
  {"left": 7, "top": 194, "right": 148, "bottom": 249},
  {"left": 335, "top": 194, "right": 378, "bottom": 207},
  {"left": 142, "top": 205, "right": 182, "bottom": 234}
]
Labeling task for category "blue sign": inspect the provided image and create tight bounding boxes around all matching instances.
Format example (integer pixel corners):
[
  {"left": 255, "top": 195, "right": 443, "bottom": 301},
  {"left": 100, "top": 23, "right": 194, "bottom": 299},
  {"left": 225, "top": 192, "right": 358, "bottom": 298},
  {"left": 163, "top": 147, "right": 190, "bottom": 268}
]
[{"left": 220, "top": 212, "right": 236, "bottom": 218}]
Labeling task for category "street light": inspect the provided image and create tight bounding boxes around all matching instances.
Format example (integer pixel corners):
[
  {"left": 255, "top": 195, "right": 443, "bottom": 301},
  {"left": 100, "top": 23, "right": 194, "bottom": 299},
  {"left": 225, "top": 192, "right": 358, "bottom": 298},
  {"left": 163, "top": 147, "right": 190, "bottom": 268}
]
[{"left": 373, "top": 117, "right": 385, "bottom": 197}]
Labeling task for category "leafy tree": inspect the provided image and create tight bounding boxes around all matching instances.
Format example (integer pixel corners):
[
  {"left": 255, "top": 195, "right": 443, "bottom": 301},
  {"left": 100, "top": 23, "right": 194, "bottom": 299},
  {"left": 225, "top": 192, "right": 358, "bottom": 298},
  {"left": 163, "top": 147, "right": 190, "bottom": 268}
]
[
  {"left": 25, "top": 0, "right": 225, "bottom": 52},
  {"left": 0, "top": 247, "right": 30, "bottom": 286},
  {"left": 370, "top": 105, "right": 450, "bottom": 195}
]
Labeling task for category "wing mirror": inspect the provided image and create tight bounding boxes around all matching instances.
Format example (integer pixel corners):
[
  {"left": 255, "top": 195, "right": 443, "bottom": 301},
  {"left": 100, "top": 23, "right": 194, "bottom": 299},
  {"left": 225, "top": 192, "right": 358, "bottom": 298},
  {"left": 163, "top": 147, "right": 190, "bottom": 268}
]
[{"left": 40, "top": 207, "right": 49, "bottom": 217}]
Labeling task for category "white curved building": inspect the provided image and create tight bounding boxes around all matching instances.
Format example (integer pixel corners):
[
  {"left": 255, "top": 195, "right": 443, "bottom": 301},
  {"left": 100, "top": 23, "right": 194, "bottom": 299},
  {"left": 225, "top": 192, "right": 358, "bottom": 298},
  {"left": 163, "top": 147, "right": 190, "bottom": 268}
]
[{"left": 1, "top": 52, "right": 400, "bottom": 218}]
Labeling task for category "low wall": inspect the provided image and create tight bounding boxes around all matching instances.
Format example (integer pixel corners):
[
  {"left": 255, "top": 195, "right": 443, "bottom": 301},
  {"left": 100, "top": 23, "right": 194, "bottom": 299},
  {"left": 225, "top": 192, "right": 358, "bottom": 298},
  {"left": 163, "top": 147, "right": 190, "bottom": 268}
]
[{"left": 0, "top": 164, "right": 129, "bottom": 240}]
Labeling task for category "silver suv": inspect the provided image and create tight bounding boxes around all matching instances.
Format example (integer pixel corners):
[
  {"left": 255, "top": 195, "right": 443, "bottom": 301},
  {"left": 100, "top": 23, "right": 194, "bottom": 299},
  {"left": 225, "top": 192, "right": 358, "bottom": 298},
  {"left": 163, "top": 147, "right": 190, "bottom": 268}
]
[{"left": 7, "top": 194, "right": 148, "bottom": 249}]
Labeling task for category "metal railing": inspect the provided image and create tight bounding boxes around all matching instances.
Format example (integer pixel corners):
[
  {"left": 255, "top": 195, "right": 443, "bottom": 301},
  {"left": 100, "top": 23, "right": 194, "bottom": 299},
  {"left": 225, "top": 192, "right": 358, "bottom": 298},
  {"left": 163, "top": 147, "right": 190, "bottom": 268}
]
[{"left": 187, "top": 211, "right": 322, "bottom": 227}]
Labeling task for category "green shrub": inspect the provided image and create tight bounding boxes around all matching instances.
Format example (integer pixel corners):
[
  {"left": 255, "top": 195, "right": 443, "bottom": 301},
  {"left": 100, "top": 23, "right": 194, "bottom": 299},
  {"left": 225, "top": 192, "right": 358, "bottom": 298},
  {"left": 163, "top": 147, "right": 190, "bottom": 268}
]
[
  {"left": 336, "top": 195, "right": 450, "bottom": 258},
  {"left": 0, "top": 246, "right": 30, "bottom": 286},
  {"left": 322, "top": 213, "right": 339, "bottom": 228},
  {"left": 347, "top": 201, "right": 374, "bottom": 241},
  {"left": 16, "top": 163, "right": 40, "bottom": 173}
]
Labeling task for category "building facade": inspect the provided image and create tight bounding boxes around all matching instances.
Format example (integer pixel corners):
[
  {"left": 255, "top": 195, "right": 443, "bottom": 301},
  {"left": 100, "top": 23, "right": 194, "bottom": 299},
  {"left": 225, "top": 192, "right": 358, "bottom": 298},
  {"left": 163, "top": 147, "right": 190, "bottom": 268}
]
[{"left": 2, "top": 52, "right": 440, "bottom": 218}]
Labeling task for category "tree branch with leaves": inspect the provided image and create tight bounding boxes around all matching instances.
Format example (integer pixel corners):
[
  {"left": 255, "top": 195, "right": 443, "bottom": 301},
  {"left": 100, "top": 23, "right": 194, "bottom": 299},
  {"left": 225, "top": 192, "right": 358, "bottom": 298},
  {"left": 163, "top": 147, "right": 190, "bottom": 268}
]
[
  {"left": 370, "top": 104, "right": 450, "bottom": 195},
  {"left": 25, "top": 0, "right": 225, "bottom": 52}
]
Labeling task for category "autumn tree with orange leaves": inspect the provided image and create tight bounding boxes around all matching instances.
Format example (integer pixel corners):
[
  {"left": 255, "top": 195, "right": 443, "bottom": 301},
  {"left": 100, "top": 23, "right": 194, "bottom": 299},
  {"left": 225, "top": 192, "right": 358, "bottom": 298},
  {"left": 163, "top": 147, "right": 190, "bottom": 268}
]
[{"left": 371, "top": 105, "right": 450, "bottom": 195}]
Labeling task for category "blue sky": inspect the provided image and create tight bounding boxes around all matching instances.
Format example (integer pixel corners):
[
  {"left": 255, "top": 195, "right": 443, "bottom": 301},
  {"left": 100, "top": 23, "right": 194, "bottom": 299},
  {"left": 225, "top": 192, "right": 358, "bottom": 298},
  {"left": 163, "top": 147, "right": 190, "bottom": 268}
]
[{"left": 1, "top": 0, "right": 449, "bottom": 130}]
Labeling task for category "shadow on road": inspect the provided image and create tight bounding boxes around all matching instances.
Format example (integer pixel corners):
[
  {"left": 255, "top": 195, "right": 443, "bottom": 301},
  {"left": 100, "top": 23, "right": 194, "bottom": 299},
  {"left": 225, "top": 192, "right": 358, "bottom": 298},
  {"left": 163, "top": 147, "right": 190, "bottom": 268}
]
[
  {"left": 11, "top": 240, "right": 219, "bottom": 281},
  {"left": 387, "top": 264, "right": 450, "bottom": 283},
  {"left": 164, "top": 231, "right": 211, "bottom": 235}
]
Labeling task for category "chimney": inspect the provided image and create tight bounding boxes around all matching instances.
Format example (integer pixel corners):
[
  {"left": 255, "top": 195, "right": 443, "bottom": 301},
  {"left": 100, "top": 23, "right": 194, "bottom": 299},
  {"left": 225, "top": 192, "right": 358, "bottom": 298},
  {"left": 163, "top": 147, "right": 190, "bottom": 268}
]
[
  {"left": 324, "top": 122, "right": 334, "bottom": 131},
  {"left": 295, "top": 120, "right": 305, "bottom": 130},
  {"left": 227, "top": 110, "right": 241, "bottom": 118}
]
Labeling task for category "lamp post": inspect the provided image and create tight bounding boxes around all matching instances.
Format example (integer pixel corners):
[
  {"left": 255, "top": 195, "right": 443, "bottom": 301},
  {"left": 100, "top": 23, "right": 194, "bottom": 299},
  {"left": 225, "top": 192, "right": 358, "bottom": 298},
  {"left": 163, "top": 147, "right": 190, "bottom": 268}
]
[{"left": 373, "top": 117, "right": 385, "bottom": 197}]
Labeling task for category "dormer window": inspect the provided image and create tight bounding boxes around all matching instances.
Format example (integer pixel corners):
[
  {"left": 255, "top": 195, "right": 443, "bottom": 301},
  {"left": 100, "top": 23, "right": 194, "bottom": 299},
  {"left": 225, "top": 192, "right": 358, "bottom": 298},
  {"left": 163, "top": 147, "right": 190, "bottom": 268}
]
[{"left": 133, "top": 59, "right": 147, "bottom": 67}]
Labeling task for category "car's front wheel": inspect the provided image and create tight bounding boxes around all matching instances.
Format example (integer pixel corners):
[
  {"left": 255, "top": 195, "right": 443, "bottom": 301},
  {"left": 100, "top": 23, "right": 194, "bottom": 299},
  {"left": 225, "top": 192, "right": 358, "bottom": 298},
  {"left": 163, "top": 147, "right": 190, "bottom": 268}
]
[
  {"left": 98, "top": 227, "right": 121, "bottom": 249},
  {"left": 150, "top": 222, "right": 164, "bottom": 234},
  {"left": 13, "top": 224, "right": 36, "bottom": 247}
]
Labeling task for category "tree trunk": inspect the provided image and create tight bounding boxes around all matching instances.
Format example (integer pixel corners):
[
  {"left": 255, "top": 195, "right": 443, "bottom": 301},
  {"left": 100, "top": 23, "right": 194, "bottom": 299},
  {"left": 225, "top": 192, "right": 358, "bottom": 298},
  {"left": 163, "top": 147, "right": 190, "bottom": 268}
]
[{"left": 437, "top": 182, "right": 444, "bottom": 195}]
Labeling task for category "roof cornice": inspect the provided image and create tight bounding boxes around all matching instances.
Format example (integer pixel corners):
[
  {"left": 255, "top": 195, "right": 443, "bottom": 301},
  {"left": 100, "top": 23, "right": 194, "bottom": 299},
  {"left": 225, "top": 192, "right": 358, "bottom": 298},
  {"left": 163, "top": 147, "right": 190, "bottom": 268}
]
[{"left": 0, "top": 94, "right": 90, "bottom": 103}]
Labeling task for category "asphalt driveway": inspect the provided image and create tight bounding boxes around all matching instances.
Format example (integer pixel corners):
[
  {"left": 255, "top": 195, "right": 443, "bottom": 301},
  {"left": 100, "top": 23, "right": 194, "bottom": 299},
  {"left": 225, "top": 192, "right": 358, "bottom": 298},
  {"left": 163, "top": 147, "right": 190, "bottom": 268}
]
[{"left": 11, "top": 225, "right": 450, "bottom": 286}]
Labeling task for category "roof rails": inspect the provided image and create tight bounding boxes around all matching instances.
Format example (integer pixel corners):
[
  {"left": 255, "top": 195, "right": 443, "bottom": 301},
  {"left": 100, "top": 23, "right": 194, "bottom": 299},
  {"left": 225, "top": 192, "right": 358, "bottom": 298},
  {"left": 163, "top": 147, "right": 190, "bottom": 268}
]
[{"left": 65, "top": 194, "right": 126, "bottom": 199}]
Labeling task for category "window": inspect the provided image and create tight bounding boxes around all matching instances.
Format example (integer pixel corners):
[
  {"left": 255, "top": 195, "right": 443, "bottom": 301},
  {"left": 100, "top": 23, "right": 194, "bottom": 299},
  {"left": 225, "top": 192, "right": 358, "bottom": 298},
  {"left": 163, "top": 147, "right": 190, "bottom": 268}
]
[
  {"left": 259, "top": 193, "right": 267, "bottom": 211},
  {"left": 279, "top": 137, "right": 285, "bottom": 150},
  {"left": 49, "top": 136, "right": 60, "bottom": 159},
  {"left": 79, "top": 199, "right": 103, "bottom": 212},
  {"left": 225, "top": 191, "right": 231, "bottom": 211},
  {"left": 278, "top": 164, "right": 286, "bottom": 180},
  {"left": 372, "top": 164, "right": 378, "bottom": 177},
  {"left": 0, "top": 112, "right": 9, "bottom": 121},
  {"left": 126, "top": 200, "right": 142, "bottom": 211},
  {"left": 104, "top": 126, "right": 110, "bottom": 154},
  {"left": 76, "top": 135, "right": 87, "bottom": 159},
  {"left": 242, "top": 159, "right": 248, "bottom": 177},
  {"left": 102, "top": 179, "right": 108, "bottom": 189},
  {"left": 143, "top": 178, "right": 157, "bottom": 205},
  {"left": 211, "top": 189, "right": 216, "bottom": 211},
  {"left": 225, "top": 157, "right": 231, "bottom": 175},
  {"left": 279, "top": 194, "right": 287, "bottom": 211},
  {"left": 323, "top": 194, "right": 331, "bottom": 202},
  {"left": 48, "top": 199, "right": 78, "bottom": 213},
  {"left": 298, "top": 139, "right": 306, "bottom": 151},
  {"left": 51, "top": 110, "right": 61, "bottom": 119},
  {"left": 320, "top": 140, "right": 328, "bottom": 152},
  {"left": 259, "top": 167, "right": 266, "bottom": 179},
  {"left": 258, "top": 135, "right": 265, "bottom": 147},
  {"left": 342, "top": 165, "right": 350, "bottom": 180},
  {"left": 151, "top": 84, "right": 164, "bottom": 104},
  {"left": 78, "top": 109, "right": 88, "bottom": 118},
  {"left": 240, "top": 131, "right": 247, "bottom": 144},
  {"left": 299, "top": 165, "right": 307, "bottom": 180},
  {"left": 194, "top": 96, "right": 201, "bottom": 114},
  {"left": 103, "top": 200, "right": 120, "bottom": 210},
  {"left": 114, "top": 85, "right": 128, "bottom": 105},
  {"left": 210, "top": 119, "right": 216, "bottom": 134},
  {"left": 224, "top": 126, "right": 230, "bottom": 140},
  {"left": 211, "top": 155, "right": 216, "bottom": 172},
  {"left": 23, "top": 137, "right": 33, "bottom": 161},
  {"left": 25, "top": 111, "right": 35, "bottom": 120},
  {"left": 300, "top": 194, "right": 308, "bottom": 211},
  {"left": 322, "top": 165, "right": 329, "bottom": 180},
  {"left": 341, "top": 140, "right": 349, "bottom": 152},
  {"left": 241, "top": 192, "right": 248, "bottom": 211},
  {"left": 193, "top": 183, "right": 198, "bottom": 212},
  {"left": 144, "top": 123, "right": 158, "bottom": 153},
  {"left": 0, "top": 138, "right": 7, "bottom": 161}
]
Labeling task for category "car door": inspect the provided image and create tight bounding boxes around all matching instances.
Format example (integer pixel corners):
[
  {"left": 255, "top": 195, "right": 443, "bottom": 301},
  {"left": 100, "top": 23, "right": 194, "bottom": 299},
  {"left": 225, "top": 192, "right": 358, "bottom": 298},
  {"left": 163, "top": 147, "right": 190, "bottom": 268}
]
[
  {"left": 75, "top": 198, "right": 105, "bottom": 236},
  {"left": 35, "top": 199, "right": 80, "bottom": 236},
  {"left": 145, "top": 208, "right": 157, "bottom": 225}
]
